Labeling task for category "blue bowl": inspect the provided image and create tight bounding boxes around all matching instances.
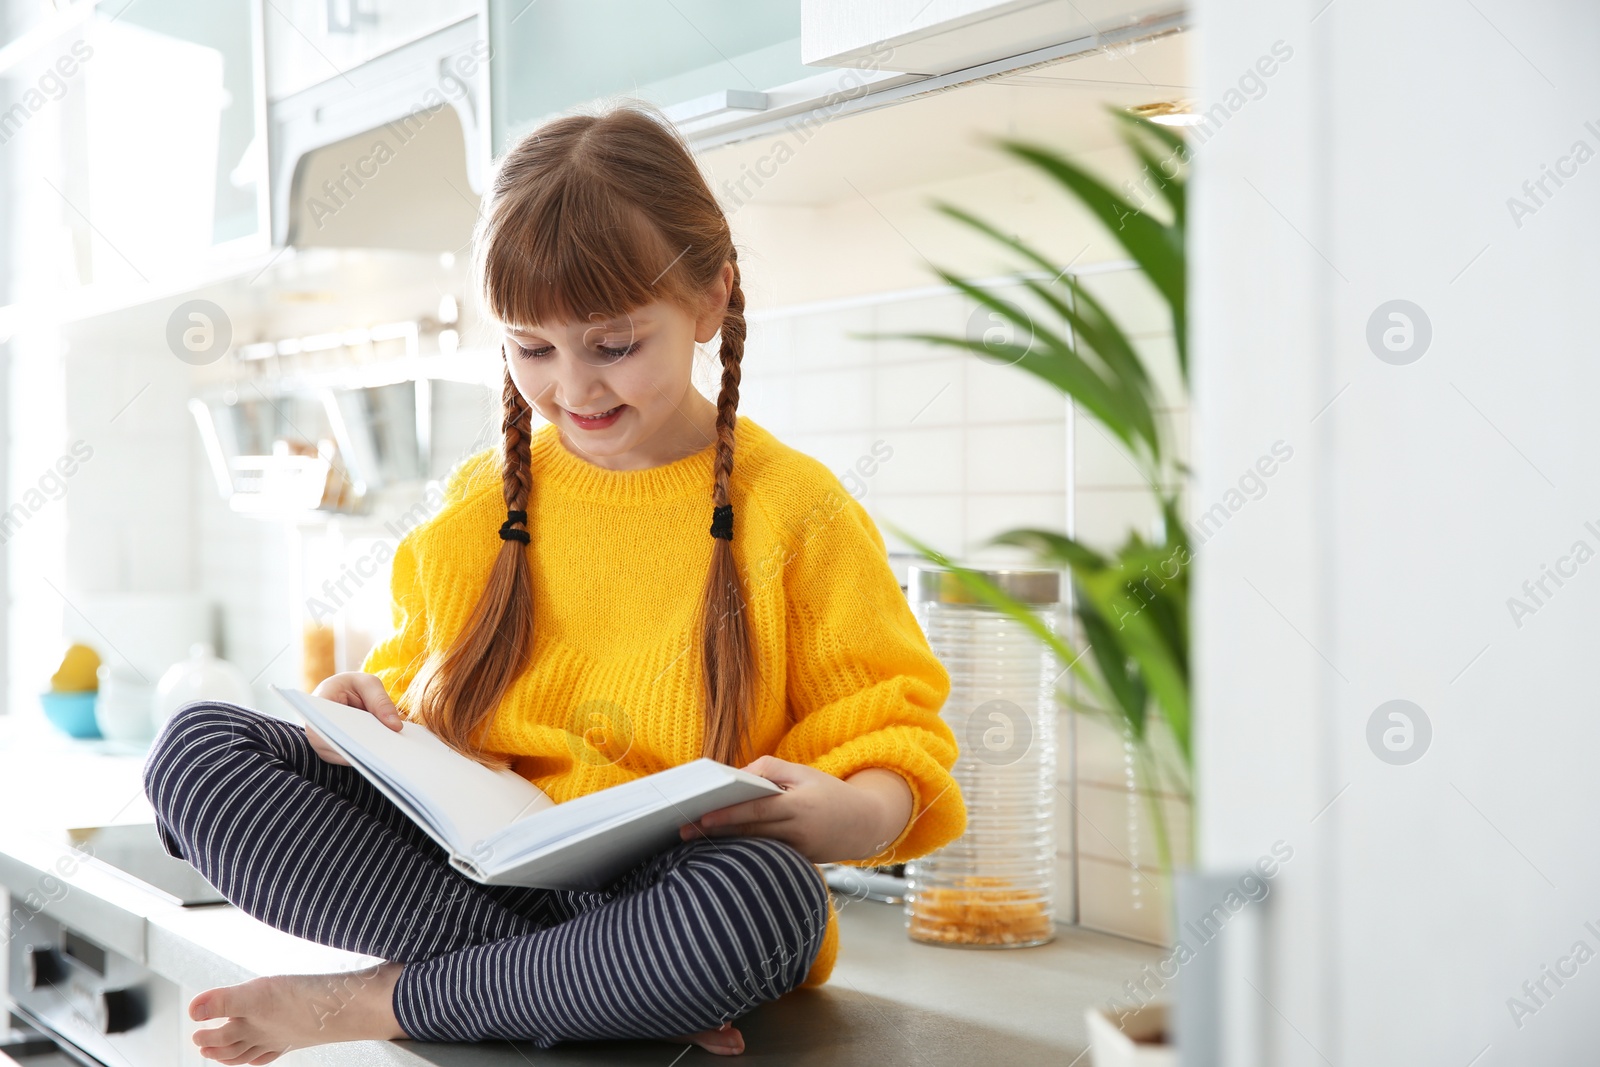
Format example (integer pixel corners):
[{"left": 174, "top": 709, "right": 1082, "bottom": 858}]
[{"left": 41, "top": 691, "right": 102, "bottom": 739}]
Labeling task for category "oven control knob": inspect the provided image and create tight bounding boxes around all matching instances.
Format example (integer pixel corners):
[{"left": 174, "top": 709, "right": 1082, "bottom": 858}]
[
  {"left": 95, "top": 987, "right": 144, "bottom": 1034},
  {"left": 22, "top": 945, "right": 65, "bottom": 989}
]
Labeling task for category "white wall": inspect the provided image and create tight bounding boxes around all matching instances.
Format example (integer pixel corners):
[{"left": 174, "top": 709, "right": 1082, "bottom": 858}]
[{"left": 1193, "top": 1, "right": 1600, "bottom": 1063}]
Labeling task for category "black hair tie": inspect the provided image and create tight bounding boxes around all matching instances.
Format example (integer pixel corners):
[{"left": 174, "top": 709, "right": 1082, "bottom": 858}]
[
  {"left": 710, "top": 503, "right": 734, "bottom": 541},
  {"left": 500, "top": 509, "right": 529, "bottom": 544}
]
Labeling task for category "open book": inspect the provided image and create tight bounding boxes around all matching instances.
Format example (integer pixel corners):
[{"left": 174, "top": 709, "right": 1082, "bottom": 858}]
[{"left": 269, "top": 685, "right": 784, "bottom": 891}]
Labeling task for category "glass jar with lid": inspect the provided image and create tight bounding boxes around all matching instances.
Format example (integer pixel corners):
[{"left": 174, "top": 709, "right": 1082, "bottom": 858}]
[{"left": 904, "top": 564, "right": 1061, "bottom": 948}]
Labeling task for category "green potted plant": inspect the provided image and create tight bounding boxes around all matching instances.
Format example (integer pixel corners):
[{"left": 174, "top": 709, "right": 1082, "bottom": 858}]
[{"left": 869, "top": 106, "right": 1191, "bottom": 1059}]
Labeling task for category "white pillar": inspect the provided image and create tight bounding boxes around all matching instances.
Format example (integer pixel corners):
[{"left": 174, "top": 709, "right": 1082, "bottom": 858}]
[{"left": 1192, "top": 1, "right": 1600, "bottom": 1063}]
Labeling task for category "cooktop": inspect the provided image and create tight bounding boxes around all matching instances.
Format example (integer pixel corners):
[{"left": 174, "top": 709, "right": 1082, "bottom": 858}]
[{"left": 62, "top": 822, "right": 229, "bottom": 907}]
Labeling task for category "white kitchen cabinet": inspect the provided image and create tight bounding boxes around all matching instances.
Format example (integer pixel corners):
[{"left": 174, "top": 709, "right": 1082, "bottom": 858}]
[
  {"left": 484, "top": 0, "right": 817, "bottom": 155},
  {"left": 261, "top": 0, "right": 479, "bottom": 100},
  {"left": 38, "top": 0, "right": 271, "bottom": 286},
  {"left": 267, "top": 15, "right": 488, "bottom": 248},
  {"left": 802, "top": 0, "right": 1186, "bottom": 75}
]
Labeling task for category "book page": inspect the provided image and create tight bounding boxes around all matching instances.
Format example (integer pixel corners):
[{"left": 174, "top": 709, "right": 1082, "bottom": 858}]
[
  {"left": 482, "top": 758, "right": 783, "bottom": 864},
  {"left": 270, "top": 686, "right": 555, "bottom": 855}
]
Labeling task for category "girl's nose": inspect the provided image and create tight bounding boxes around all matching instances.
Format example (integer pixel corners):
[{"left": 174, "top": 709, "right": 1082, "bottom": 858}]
[
  {"left": 547, "top": 352, "right": 608, "bottom": 399},
  {"left": 553, "top": 368, "right": 607, "bottom": 402}
]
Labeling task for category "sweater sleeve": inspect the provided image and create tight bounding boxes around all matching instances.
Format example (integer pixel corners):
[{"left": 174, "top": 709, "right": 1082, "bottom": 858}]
[
  {"left": 359, "top": 528, "right": 431, "bottom": 719},
  {"left": 772, "top": 487, "right": 966, "bottom": 868}
]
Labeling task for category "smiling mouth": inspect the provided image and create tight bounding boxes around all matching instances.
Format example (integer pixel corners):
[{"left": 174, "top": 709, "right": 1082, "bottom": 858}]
[{"left": 569, "top": 406, "right": 621, "bottom": 418}]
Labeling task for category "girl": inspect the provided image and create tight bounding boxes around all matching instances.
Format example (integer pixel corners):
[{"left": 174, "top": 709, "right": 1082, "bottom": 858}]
[{"left": 142, "top": 99, "right": 966, "bottom": 1063}]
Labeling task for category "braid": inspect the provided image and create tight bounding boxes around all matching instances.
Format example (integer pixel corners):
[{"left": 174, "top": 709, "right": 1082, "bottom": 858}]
[
  {"left": 500, "top": 350, "right": 533, "bottom": 518},
  {"left": 698, "top": 250, "right": 757, "bottom": 765},
  {"left": 712, "top": 254, "right": 745, "bottom": 507},
  {"left": 406, "top": 353, "right": 538, "bottom": 769}
]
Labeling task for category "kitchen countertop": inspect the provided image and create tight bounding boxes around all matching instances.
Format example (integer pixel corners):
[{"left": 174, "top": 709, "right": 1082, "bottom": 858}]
[{"left": 0, "top": 711, "right": 1163, "bottom": 1065}]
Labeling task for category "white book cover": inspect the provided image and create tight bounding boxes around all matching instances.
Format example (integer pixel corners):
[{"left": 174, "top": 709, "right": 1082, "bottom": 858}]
[{"left": 269, "top": 685, "right": 785, "bottom": 890}]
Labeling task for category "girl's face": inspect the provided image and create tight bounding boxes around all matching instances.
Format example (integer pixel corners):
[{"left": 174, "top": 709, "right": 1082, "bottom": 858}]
[{"left": 503, "top": 267, "right": 731, "bottom": 470}]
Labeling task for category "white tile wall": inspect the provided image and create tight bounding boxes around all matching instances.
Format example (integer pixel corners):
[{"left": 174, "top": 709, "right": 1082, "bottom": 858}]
[
  {"left": 966, "top": 355, "right": 1070, "bottom": 423},
  {"left": 870, "top": 427, "right": 963, "bottom": 496},
  {"left": 1073, "top": 488, "right": 1163, "bottom": 552},
  {"left": 872, "top": 495, "right": 965, "bottom": 559},
  {"left": 967, "top": 423, "right": 1066, "bottom": 494},
  {"left": 1077, "top": 782, "right": 1193, "bottom": 871},
  {"left": 194, "top": 472, "right": 299, "bottom": 706},
  {"left": 965, "top": 494, "right": 1068, "bottom": 564},
  {"left": 789, "top": 368, "right": 873, "bottom": 433},
  {"left": 743, "top": 281, "right": 1070, "bottom": 564},
  {"left": 62, "top": 343, "right": 197, "bottom": 594},
  {"left": 13, "top": 333, "right": 304, "bottom": 714},
  {"left": 1078, "top": 854, "right": 1172, "bottom": 946},
  {"left": 743, "top": 264, "right": 1188, "bottom": 946},
  {"left": 873, "top": 358, "right": 963, "bottom": 428},
  {"left": 1068, "top": 268, "right": 1191, "bottom": 945}
]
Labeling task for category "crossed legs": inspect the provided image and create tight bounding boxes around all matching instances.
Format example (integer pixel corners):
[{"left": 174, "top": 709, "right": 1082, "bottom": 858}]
[{"left": 141, "top": 701, "right": 829, "bottom": 1053}]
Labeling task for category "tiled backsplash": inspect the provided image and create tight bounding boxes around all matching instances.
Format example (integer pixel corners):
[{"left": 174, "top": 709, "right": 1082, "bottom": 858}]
[
  {"left": 734, "top": 265, "right": 1189, "bottom": 945},
  {"left": 736, "top": 283, "right": 1067, "bottom": 565}
]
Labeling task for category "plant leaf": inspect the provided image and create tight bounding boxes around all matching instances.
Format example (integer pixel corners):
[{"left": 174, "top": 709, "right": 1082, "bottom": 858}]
[{"left": 995, "top": 139, "right": 1182, "bottom": 318}]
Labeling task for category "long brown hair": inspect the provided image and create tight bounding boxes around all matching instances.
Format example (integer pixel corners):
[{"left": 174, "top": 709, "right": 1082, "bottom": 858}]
[{"left": 406, "top": 100, "right": 756, "bottom": 771}]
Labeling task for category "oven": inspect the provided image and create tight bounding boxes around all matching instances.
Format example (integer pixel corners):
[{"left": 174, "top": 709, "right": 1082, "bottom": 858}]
[
  {"left": 4, "top": 912, "right": 174, "bottom": 1066},
  {"left": 3, "top": 823, "right": 228, "bottom": 1066}
]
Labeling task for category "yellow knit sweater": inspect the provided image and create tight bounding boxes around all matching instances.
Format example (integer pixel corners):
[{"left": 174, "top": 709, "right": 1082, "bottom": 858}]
[{"left": 360, "top": 413, "right": 965, "bottom": 988}]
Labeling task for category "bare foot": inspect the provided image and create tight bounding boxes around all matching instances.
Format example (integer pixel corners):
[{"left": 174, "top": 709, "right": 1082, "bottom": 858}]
[
  {"left": 188, "top": 962, "right": 407, "bottom": 1064},
  {"left": 670, "top": 1021, "right": 745, "bottom": 1056}
]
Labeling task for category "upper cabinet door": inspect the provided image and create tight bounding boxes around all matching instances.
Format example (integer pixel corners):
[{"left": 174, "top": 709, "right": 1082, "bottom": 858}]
[
  {"left": 50, "top": 0, "right": 271, "bottom": 285},
  {"left": 802, "top": 0, "right": 1186, "bottom": 75},
  {"left": 485, "top": 0, "right": 815, "bottom": 155},
  {"left": 262, "top": 0, "right": 480, "bottom": 100}
]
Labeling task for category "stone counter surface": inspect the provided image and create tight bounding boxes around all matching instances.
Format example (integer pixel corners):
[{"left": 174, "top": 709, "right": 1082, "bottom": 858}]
[{"left": 0, "top": 711, "right": 1160, "bottom": 1065}]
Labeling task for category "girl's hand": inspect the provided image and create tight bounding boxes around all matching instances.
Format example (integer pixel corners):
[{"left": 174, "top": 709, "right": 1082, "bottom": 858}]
[
  {"left": 304, "top": 672, "right": 405, "bottom": 765},
  {"left": 678, "top": 755, "right": 914, "bottom": 865}
]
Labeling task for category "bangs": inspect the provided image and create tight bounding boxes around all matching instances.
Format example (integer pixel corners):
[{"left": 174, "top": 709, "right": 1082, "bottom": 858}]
[{"left": 480, "top": 174, "right": 692, "bottom": 335}]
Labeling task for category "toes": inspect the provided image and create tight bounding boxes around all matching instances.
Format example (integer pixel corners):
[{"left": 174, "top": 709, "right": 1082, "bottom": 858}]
[
  {"left": 194, "top": 1022, "right": 240, "bottom": 1048},
  {"left": 675, "top": 1022, "right": 744, "bottom": 1055},
  {"left": 713, "top": 1024, "right": 745, "bottom": 1054},
  {"left": 199, "top": 1040, "right": 248, "bottom": 1063},
  {"left": 191, "top": 986, "right": 234, "bottom": 1022},
  {"left": 201, "top": 1039, "right": 278, "bottom": 1066}
]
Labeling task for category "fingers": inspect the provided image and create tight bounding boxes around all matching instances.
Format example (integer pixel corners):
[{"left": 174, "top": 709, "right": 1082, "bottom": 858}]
[
  {"left": 698, "top": 795, "right": 786, "bottom": 828},
  {"left": 743, "top": 754, "right": 789, "bottom": 777},
  {"left": 351, "top": 675, "right": 404, "bottom": 730},
  {"left": 741, "top": 754, "right": 807, "bottom": 788},
  {"left": 685, "top": 775, "right": 804, "bottom": 840},
  {"left": 312, "top": 672, "right": 404, "bottom": 731}
]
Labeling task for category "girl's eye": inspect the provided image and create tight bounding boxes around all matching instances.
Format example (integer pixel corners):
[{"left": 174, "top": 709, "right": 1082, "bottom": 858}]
[{"left": 509, "top": 341, "right": 641, "bottom": 360}]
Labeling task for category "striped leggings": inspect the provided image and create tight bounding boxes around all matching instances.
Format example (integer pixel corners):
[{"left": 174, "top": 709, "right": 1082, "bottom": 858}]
[{"left": 140, "top": 700, "right": 831, "bottom": 1047}]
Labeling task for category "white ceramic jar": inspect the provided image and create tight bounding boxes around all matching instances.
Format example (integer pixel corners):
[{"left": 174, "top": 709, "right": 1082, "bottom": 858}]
[{"left": 151, "top": 642, "right": 256, "bottom": 730}]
